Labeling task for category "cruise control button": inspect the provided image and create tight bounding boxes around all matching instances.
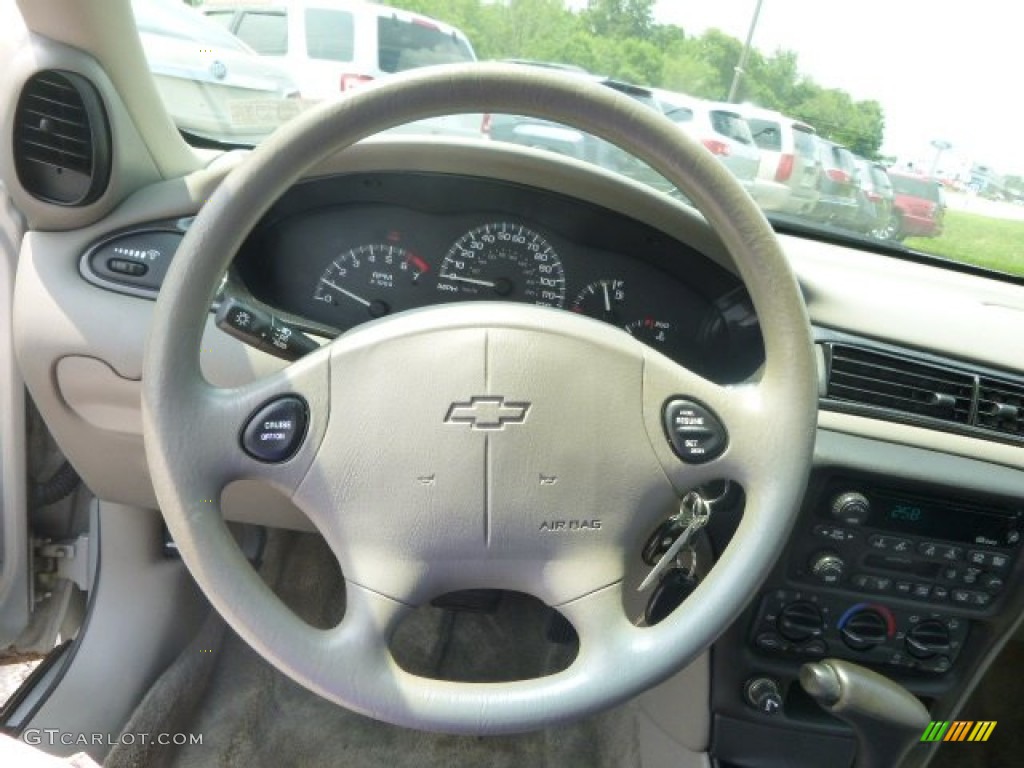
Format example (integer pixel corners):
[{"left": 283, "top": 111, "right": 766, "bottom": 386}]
[
  {"left": 241, "top": 397, "right": 309, "bottom": 463},
  {"left": 662, "top": 399, "right": 727, "bottom": 464}
]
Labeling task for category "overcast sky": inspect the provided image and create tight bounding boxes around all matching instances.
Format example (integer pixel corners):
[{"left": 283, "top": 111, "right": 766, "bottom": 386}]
[{"left": 572, "top": 1, "right": 1024, "bottom": 175}]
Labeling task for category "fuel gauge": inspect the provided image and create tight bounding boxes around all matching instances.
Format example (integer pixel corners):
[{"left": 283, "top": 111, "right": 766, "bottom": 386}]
[{"left": 570, "top": 279, "right": 626, "bottom": 323}]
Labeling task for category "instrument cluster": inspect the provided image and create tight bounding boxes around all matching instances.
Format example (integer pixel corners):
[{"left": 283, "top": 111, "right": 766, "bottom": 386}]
[{"left": 232, "top": 173, "right": 763, "bottom": 381}]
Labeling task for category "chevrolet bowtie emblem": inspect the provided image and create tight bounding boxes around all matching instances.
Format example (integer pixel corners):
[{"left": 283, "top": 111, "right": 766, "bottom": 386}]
[{"left": 445, "top": 396, "right": 531, "bottom": 431}]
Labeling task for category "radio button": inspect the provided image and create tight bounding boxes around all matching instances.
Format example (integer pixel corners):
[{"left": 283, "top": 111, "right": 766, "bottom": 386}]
[
  {"left": 895, "top": 581, "right": 913, "bottom": 596},
  {"left": 982, "top": 574, "right": 1004, "bottom": 592},
  {"left": 967, "top": 550, "right": 988, "bottom": 566},
  {"left": 874, "top": 576, "right": 893, "bottom": 592},
  {"left": 990, "top": 553, "right": 1010, "bottom": 570},
  {"left": 911, "top": 583, "right": 932, "bottom": 599},
  {"left": 941, "top": 567, "right": 959, "bottom": 581},
  {"left": 869, "top": 535, "right": 912, "bottom": 552},
  {"left": 813, "top": 525, "right": 857, "bottom": 542},
  {"left": 931, "top": 586, "right": 950, "bottom": 602},
  {"left": 962, "top": 567, "right": 982, "bottom": 585},
  {"left": 951, "top": 589, "right": 972, "bottom": 605},
  {"left": 917, "top": 542, "right": 963, "bottom": 561}
]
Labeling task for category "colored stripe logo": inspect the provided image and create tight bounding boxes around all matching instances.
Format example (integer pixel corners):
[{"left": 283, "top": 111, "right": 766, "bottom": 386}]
[{"left": 921, "top": 721, "right": 996, "bottom": 743}]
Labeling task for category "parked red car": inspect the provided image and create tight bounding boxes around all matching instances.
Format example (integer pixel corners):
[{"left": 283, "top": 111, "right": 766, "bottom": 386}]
[{"left": 886, "top": 171, "right": 946, "bottom": 240}]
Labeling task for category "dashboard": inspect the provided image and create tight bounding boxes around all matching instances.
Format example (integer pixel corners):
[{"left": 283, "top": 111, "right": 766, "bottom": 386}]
[{"left": 226, "top": 172, "right": 764, "bottom": 381}]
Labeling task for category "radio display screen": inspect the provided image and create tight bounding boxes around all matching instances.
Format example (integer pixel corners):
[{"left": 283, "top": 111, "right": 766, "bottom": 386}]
[{"left": 866, "top": 490, "right": 1021, "bottom": 547}]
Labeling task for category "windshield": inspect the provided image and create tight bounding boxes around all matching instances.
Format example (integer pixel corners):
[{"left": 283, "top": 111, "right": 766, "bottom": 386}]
[{"left": 136, "top": 0, "right": 1023, "bottom": 280}]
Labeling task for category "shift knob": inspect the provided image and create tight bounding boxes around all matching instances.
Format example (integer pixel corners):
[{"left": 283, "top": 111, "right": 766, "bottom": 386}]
[{"left": 800, "top": 658, "right": 930, "bottom": 768}]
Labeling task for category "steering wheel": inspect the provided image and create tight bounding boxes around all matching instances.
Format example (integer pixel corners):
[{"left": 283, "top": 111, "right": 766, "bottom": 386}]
[{"left": 142, "top": 63, "right": 817, "bottom": 734}]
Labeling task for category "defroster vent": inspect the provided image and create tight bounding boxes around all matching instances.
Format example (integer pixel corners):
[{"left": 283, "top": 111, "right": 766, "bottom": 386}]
[{"left": 13, "top": 70, "right": 111, "bottom": 206}]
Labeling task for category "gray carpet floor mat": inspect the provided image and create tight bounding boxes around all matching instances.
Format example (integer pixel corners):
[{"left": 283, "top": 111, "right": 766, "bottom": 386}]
[{"left": 106, "top": 531, "right": 641, "bottom": 768}]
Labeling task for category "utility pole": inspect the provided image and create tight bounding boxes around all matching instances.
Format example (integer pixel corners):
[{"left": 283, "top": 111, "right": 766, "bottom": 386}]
[{"left": 727, "top": 0, "right": 765, "bottom": 103}]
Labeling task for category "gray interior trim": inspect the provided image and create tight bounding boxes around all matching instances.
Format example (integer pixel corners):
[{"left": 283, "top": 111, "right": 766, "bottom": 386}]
[
  {"left": 785, "top": 233, "right": 1024, "bottom": 375},
  {"left": 23, "top": 501, "right": 207, "bottom": 763},
  {"left": 819, "top": 411, "right": 1024, "bottom": 473},
  {"left": 0, "top": 182, "right": 29, "bottom": 647}
]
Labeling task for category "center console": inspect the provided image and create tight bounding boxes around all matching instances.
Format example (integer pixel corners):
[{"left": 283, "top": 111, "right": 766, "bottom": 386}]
[
  {"left": 749, "top": 476, "right": 1021, "bottom": 675},
  {"left": 710, "top": 468, "right": 1024, "bottom": 767}
]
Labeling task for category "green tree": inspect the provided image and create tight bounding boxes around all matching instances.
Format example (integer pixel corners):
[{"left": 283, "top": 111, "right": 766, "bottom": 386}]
[{"left": 583, "top": 0, "right": 657, "bottom": 40}]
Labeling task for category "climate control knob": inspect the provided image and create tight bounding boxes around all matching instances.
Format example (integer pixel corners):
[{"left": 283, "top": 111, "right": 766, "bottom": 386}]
[
  {"left": 906, "top": 620, "right": 952, "bottom": 660},
  {"left": 810, "top": 551, "right": 845, "bottom": 585},
  {"left": 839, "top": 608, "right": 890, "bottom": 651},
  {"left": 777, "top": 601, "right": 825, "bottom": 642},
  {"left": 830, "top": 491, "right": 871, "bottom": 526}
]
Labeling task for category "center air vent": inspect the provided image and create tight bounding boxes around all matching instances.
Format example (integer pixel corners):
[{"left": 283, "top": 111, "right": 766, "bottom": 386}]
[
  {"left": 977, "top": 378, "right": 1024, "bottom": 437},
  {"left": 13, "top": 70, "right": 111, "bottom": 206},
  {"left": 826, "top": 344, "right": 973, "bottom": 425}
]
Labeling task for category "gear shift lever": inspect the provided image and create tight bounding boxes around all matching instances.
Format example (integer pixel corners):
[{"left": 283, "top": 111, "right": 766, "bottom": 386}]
[{"left": 800, "top": 658, "right": 930, "bottom": 768}]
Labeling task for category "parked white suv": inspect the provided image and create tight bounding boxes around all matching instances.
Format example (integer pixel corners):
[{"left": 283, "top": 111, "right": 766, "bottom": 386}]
[
  {"left": 654, "top": 89, "right": 762, "bottom": 199},
  {"left": 733, "top": 104, "right": 821, "bottom": 215},
  {"left": 202, "top": 0, "right": 484, "bottom": 137}
]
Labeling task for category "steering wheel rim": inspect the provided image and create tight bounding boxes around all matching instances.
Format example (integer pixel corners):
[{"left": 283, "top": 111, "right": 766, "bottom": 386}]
[{"left": 142, "top": 63, "right": 817, "bottom": 734}]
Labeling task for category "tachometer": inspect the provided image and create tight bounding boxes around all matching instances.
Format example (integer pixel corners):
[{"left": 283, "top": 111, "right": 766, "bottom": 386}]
[
  {"left": 313, "top": 243, "right": 429, "bottom": 320},
  {"left": 437, "top": 223, "right": 565, "bottom": 307}
]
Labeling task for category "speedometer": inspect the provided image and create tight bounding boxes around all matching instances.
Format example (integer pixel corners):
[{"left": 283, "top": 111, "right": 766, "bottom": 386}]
[{"left": 437, "top": 222, "right": 565, "bottom": 307}]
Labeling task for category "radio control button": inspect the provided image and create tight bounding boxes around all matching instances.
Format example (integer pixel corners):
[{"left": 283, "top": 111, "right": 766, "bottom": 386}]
[
  {"left": 990, "top": 553, "right": 1010, "bottom": 570},
  {"left": 868, "top": 535, "right": 911, "bottom": 552},
  {"left": 895, "top": 581, "right": 913, "bottom": 596},
  {"left": 982, "top": 574, "right": 1004, "bottom": 592},
  {"left": 969, "top": 591, "right": 992, "bottom": 607},
  {"left": 951, "top": 589, "right": 971, "bottom": 605},
  {"left": 962, "top": 567, "right": 982, "bottom": 585},
  {"left": 917, "top": 542, "right": 963, "bottom": 560},
  {"left": 931, "top": 586, "right": 949, "bottom": 602},
  {"left": 874, "top": 576, "right": 893, "bottom": 592},
  {"left": 967, "top": 550, "right": 988, "bottom": 566},
  {"left": 911, "top": 583, "right": 932, "bottom": 599},
  {"left": 813, "top": 525, "right": 858, "bottom": 542},
  {"left": 941, "top": 567, "right": 959, "bottom": 581},
  {"left": 851, "top": 574, "right": 870, "bottom": 589}
]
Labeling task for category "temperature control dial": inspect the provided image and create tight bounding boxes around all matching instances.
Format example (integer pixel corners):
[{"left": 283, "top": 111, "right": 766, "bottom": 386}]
[{"left": 838, "top": 604, "right": 895, "bottom": 652}]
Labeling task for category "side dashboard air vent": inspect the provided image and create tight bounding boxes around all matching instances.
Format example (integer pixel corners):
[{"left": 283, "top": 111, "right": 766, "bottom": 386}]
[
  {"left": 976, "top": 378, "right": 1024, "bottom": 437},
  {"left": 13, "top": 70, "right": 111, "bottom": 206},
  {"left": 825, "top": 344, "right": 973, "bottom": 425}
]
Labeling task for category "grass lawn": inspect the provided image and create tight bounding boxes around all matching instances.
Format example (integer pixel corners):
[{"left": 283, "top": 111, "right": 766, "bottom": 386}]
[{"left": 905, "top": 210, "right": 1024, "bottom": 278}]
